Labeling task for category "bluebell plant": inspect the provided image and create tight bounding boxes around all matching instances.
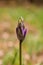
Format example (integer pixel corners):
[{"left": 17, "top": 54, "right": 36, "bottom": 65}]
[{"left": 16, "top": 17, "right": 27, "bottom": 65}]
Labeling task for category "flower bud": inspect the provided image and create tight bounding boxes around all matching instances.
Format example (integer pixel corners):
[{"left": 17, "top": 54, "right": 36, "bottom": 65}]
[{"left": 16, "top": 18, "right": 27, "bottom": 42}]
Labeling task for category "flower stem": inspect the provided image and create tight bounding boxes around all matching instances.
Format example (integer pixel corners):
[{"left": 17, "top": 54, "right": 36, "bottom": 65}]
[{"left": 20, "top": 40, "right": 22, "bottom": 65}]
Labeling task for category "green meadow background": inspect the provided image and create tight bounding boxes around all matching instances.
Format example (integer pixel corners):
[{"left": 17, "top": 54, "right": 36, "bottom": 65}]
[{"left": 0, "top": 5, "right": 43, "bottom": 65}]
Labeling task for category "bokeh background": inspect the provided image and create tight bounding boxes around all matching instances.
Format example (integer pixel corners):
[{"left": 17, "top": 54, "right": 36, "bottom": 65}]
[{"left": 0, "top": 0, "right": 43, "bottom": 65}]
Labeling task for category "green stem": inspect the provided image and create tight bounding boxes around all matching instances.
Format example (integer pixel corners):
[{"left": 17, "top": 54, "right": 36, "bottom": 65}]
[{"left": 20, "top": 40, "right": 22, "bottom": 65}]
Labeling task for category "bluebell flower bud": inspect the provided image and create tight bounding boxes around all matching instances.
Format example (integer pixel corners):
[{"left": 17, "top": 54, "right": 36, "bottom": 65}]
[{"left": 16, "top": 17, "right": 27, "bottom": 42}]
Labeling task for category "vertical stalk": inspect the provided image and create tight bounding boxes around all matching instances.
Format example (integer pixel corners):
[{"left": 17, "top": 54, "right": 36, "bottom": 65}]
[{"left": 20, "top": 40, "right": 22, "bottom": 65}]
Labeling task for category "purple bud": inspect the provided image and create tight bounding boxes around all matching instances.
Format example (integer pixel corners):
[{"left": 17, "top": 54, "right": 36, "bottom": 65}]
[{"left": 16, "top": 20, "right": 27, "bottom": 42}]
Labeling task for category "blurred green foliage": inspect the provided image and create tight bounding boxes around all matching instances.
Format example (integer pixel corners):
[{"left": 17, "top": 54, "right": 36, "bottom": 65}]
[{"left": 0, "top": 6, "right": 43, "bottom": 65}]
